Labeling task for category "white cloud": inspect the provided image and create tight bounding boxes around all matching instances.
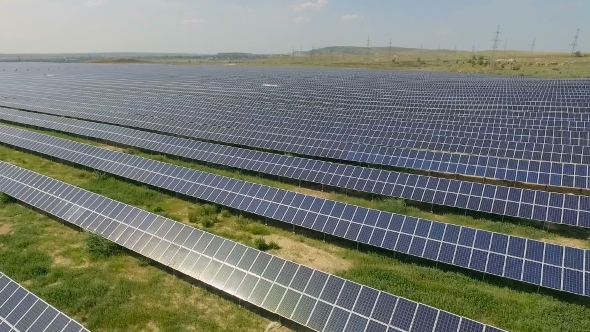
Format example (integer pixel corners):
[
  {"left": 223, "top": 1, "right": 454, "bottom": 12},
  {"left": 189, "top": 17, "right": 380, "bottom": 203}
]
[
  {"left": 181, "top": 18, "right": 202, "bottom": 25},
  {"left": 294, "top": 16, "right": 310, "bottom": 24},
  {"left": 340, "top": 14, "right": 362, "bottom": 22},
  {"left": 294, "top": 0, "right": 327, "bottom": 12},
  {"left": 83, "top": 0, "right": 103, "bottom": 8}
]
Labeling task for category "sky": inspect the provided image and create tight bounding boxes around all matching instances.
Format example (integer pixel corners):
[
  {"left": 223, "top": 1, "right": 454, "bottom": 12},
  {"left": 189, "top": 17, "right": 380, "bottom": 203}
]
[{"left": 0, "top": 0, "right": 587, "bottom": 54}]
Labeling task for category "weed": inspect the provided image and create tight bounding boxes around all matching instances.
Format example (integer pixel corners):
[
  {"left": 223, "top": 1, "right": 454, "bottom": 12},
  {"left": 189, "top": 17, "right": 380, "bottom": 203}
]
[
  {"left": 254, "top": 238, "right": 280, "bottom": 251},
  {"left": 248, "top": 224, "right": 271, "bottom": 235},
  {"left": 188, "top": 209, "right": 200, "bottom": 224},
  {"left": 201, "top": 216, "right": 217, "bottom": 228},
  {"left": 84, "top": 232, "right": 123, "bottom": 258},
  {"left": 0, "top": 193, "right": 16, "bottom": 206}
]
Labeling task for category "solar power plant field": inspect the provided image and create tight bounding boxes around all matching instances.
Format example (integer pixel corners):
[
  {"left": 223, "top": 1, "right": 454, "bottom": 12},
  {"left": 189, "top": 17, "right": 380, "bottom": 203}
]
[{"left": 0, "top": 62, "right": 589, "bottom": 331}]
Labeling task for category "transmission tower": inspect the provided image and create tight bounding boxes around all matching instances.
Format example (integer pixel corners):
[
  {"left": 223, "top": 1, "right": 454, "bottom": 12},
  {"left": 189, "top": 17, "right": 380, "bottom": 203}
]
[
  {"left": 330, "top": 47, "right": 333, "bottom": 63},
  {"left": 570, "top": 28, "right": 580, "bottom": 54},
  {"left": 472, "top": 44, "right": 475, "bottom": 54},
  {"left": 311, "top": 44, "right": 314, "bottom": 61},
  {"left": 504, "top": 40, "right": 507, "bottom": 53},
  {"left": 568, "top": 28, "right": 580, "bottom": 75},
  {"left": 389, "top": 39, "right": 392, "bottom": 58},
  {"left": 420, "top": 43, "right": 423, "bottom": 54},
  {"left": 292, "top": 47, "right": 295, "bottom": 63},
  {"left": 366, "top": 36, "right": 371, "bottom": 56},
  {"left": 491, "top": 25, "right": 501, "bottom": 63},
  {"left": 531, "top": 37, "right": 536, "bottom": 53},
  {"left": 455, "top": 45, "right": 458, "bottom": 64}
]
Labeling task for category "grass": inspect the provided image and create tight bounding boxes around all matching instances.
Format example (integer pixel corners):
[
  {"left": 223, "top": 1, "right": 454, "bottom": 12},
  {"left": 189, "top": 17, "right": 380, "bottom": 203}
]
[
  {"left": 142, "top": 49, "right": 590, "bottom": 78},
  {"left": 2, "top": 141, "right": 590, "bottom": 330},
  {"left": 2, "top": 121, "right": 587, "bottom": 249},
  {"left": 0, "top": 203, "right": 270, "bottom": 332},
  {"left": 84, "top": 232, "right": 123, "bottom": 258}
]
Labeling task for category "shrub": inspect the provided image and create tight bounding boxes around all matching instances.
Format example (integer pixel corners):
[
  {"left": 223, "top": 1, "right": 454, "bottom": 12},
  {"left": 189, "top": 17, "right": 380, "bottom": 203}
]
[
  {"left": 220, "top": 209, "right": 231, "bottom": 218},
  {"left": 512, "top": 65, "right": 521, "bottom": 71},
  {"left": 84, "top": 232, "right": 123, "bottom": 258},
  {"left": 152, "top": 206, "right": 164, "bottom": 213},
  {"left": 254, "top": 238, "right": 280, "bottom": 251},
  {"left": 249, "top": 224, "right": 271, "bottom": 235},
  {"left": 0, "top": 193, "right": 16, "bottom": 206},
  {"left": 377, "top": 198, "right": 408, "bottom": 215},
  {"left": 95, "top": 171, "right": 110, "bottom": 181},
  {"left": 574, "top": 51, "right": 582, "bottom": 57},
  {"left": 417, "top": 57, "right": 421, "bottom": 63},
  {"left": 477, "top": 59, "right": 484, "bottom": 65},
  {"left": 201, "top": 216, "right": 217, "bottom": 228},
  {"left": 192, "top": 204, "right": 218, "bottom": 217}
]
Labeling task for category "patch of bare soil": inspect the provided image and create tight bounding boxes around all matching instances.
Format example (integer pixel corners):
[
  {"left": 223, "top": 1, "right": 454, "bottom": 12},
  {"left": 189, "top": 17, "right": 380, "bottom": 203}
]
[
  {"left": 102, "top": 145, "right": 126, "bottom": 152},
  {"left": 0, "top": 223, "right": 12, "bottom": 235},
  {"left": 291, "top": 187, "right": 331, "bottom": 200},
  {"left": 266, "top": 234, "right": 351, "bottom": 274},
  {"left": 541, "top": 237, "right": 590, "bottom": 249}
]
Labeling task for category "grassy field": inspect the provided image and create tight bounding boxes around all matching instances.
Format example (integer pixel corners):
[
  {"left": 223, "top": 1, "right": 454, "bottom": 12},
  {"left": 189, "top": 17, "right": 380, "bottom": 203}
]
[
  {"left": 138, "top": 48, "right": 590, "bottom": 78},
  {"left": 2, "top": 130, "right": 590, "bottom": 331}
]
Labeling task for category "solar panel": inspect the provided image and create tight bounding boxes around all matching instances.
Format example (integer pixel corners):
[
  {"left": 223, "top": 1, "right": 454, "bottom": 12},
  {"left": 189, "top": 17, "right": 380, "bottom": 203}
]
[
  {"left": 0, "top": 272, "right": 89, "bottom": 332},
  {"left": 0, "top": 125, "right": 587, "bottom": 297},
  {"left": 0, "top": 161, "right": 503, "bottom": 332},
  {"left": 0, "top": 114, "right": 587, "bottom": 230},
  {"left": 0, "top": 65, "right": 588, "bottom": 169},
  {"left": 0, "top": 107, "right": 586, "bottom": 192}
]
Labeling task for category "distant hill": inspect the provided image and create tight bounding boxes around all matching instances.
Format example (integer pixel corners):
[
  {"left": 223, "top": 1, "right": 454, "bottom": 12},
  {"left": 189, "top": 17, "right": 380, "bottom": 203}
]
[{"left": 303, "top": 46, "right": 453, "bottom": 56}]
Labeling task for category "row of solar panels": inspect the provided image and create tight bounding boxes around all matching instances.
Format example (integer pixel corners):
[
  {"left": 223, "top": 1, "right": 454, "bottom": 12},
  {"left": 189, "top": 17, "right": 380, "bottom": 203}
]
[
  {"left": 1, "top": 69, "right": 587, "bottom": 119},
  {"left": 2, "top": 107, "right": 589, "bottom": 191},
  {"left": 3, "top": 91, "right": 590, "bottom": 144},
  {"left": 1, "top": 125, "right": 588, "bottom": 298},
  {"left": 3, "top": 87, "right": 590, "bottom": 156},
  {"left": 1, "top": 72, "right": 589, "bottom": 138},
  {"left": 2, "top": 110, "right": 590, "bottom": 231},
  {"left": 2, "top": 68, "right": 586, "bottom": 107},
  {"left": 0, "top": 272, "right": 88, "bottom": 332},
  {"left": 0, "top": 161, "right": 504, "bottom": 332},
  {"left": 2, "top": 96, "right": 590, "bottom": 187},
  {"left": 1, "top": 93, "right": 587, "bottom": 166}
]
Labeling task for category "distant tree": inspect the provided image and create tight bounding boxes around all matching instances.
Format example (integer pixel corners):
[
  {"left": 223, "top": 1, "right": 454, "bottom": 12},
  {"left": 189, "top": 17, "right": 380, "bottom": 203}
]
[
  {"left": 574, "top": 51, "right": 582, "bottom": 57},
  {"left": 417, "top": 57, "right": 421, "bottom": 63}
]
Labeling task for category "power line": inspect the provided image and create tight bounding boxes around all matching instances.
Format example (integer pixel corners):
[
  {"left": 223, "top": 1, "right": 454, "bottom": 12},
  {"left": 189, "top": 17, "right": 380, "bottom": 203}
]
[{"left": 491, "top": 25, "right": 501, "bottom": 63}]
